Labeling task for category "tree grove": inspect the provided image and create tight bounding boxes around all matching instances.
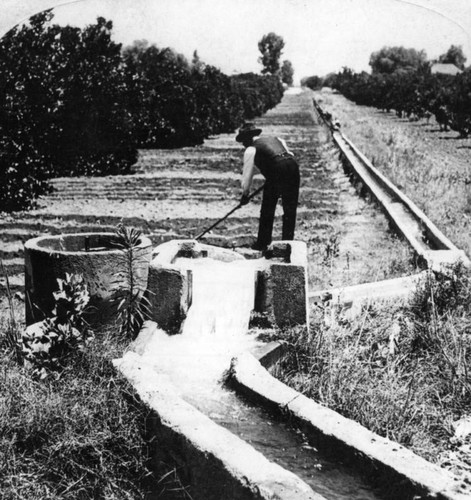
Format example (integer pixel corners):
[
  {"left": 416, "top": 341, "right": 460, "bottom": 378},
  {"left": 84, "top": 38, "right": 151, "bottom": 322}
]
[{"left": 0, "top": 12, "right": 285, "bottom": 211}]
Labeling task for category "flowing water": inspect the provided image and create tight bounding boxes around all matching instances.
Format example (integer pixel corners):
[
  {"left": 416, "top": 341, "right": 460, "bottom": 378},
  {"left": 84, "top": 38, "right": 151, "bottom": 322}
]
[{"left": 138, "top": 256, "right": 384, "bottom": 500}]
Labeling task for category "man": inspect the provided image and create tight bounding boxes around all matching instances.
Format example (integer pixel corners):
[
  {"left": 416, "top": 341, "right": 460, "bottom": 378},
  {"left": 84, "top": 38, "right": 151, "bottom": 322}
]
[{"left": 236, "top": 122, "right": 300, "bottom": 251}]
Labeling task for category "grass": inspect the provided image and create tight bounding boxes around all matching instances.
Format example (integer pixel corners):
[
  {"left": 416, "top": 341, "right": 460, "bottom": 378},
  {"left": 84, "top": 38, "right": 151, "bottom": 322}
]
[
  {"left": 296, "top": 137, "right": 420, "bottom": 291},
  {"left": 0, "top": 300, "right": 190, "bottom": 499},
  {"left": 278, "top": 264, "right": 471, "bottom": 473}
]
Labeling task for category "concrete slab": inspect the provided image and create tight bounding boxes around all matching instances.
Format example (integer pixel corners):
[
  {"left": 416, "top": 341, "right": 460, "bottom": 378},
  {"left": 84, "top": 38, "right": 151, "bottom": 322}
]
[
  {"left": 309, "top": 272, "right": 427, "bottom": 319},
  {"left": 256, "top": 241, "right": 309, "bottom": 328}
]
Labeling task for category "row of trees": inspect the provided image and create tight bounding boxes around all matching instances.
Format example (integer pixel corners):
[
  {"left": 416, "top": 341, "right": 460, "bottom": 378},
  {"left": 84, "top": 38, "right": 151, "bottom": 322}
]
[
  {"left": 0, "top": 12, "right": 286, "bottom": 211},
  {"left": 303, "top": 45, "right": 471, "bottom": 137}
]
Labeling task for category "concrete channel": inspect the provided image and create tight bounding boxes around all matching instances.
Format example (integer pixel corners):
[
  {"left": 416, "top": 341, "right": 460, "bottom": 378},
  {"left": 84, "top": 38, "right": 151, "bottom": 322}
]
[
  {"left": 310, "top": 98, "right": 470, "bottom": 316},
  {"left": 114, "top": 234, "right": 468, "bottom": 499}
]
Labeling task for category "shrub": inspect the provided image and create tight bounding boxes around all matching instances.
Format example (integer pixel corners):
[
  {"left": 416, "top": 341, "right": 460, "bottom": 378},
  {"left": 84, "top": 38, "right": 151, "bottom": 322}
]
[
  {"left": 323, "top": 62, "right": 471, "bottom": 136},
  {"left": 231, "top": 72, "right": 284, "bottom": 120},
  {"left": 122, "top": 42, "right": 282, "bottom": 148},
  {"left": 0, "top": 11, "right": 285, "bottom": 210},
  {"left": 112, "top": 224, "right": 151, "bottom": 339}
]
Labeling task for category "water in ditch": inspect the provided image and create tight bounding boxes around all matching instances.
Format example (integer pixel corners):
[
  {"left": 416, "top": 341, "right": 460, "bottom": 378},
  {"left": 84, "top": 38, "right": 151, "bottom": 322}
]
[{"left": 140, "top": 257, "right": 384, "bottom": 500}]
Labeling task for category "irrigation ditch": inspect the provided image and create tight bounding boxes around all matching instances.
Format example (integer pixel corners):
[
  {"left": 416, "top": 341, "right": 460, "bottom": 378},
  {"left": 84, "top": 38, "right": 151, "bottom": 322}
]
[
  {"left": 310, "top": 97, "right": 470, "bottom": 312},
  {"left": 115, "top": 91, "right": 470, "bottom": 499},
  {"left": 4, "top": 88, "right": 471, "bottom": 498}
]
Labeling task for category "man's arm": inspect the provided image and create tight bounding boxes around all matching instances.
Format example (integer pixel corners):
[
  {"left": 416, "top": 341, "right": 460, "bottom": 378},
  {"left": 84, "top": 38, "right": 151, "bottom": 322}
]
[
  {"left": 278, "top": 137, "right": 294, "bottom": 156},
  {"left": 241, "top": 146, "right": 257, "bottom": 198}
]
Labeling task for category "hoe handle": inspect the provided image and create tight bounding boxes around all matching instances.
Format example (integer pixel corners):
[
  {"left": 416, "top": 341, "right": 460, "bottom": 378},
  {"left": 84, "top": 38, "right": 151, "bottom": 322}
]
[{"left": 194, "top": 184, "right": 264, "bottom": 241}]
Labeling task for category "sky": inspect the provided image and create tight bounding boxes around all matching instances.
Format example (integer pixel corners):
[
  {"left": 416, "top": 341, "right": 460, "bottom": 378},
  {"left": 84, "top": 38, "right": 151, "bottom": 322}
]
[{"left": 1, "top": 0, "right": 470, "bottom": 83}]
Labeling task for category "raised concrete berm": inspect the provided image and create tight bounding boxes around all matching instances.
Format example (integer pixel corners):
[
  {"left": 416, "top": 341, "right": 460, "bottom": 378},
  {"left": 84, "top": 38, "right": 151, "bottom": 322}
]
[
  {"left": 230, "top": 352, "right": 470, "bottom": 500},
  {"left": 313, "top": 96, "right": 470, "bottom": 274},
  {"left": 146, "top": 239, "right": 309, "bottom": 332},
  {"left": 311, "top": 96, "right": 470, "bottom": 317},
  {"left": 24, "top": 232, "right": 152, "bottom": 326}
]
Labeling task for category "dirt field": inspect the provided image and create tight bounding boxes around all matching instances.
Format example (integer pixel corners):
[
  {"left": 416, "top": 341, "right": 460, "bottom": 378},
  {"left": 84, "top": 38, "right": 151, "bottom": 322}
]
[{"left": 0, "top": 88, "right": 417, "bottom": 315}]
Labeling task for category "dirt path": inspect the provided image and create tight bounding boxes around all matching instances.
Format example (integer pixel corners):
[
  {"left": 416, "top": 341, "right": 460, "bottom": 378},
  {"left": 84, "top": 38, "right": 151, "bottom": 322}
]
[{"left": 0, "top": 89, "right": 416, "bottom": 305}]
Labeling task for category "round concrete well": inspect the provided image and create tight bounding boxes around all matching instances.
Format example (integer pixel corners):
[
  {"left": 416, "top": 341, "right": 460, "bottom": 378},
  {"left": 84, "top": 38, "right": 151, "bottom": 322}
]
[{"left": 24, "top": 232, "right": 152, "bottom": 327}]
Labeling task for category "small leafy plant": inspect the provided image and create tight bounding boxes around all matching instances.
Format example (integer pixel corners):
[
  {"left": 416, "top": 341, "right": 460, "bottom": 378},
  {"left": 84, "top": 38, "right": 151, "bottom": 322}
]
[
  {"left": 20, "top": 273, "right": 91, "bottom": 379},
  {"left": 113, "top": 223, "right": 151, "bottom": 338}
]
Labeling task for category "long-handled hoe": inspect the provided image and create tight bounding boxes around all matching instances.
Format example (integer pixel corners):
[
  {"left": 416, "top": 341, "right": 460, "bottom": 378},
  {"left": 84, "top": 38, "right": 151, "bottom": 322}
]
[{"left": 194, "top": 184, "right": 264, "bottom": 241}]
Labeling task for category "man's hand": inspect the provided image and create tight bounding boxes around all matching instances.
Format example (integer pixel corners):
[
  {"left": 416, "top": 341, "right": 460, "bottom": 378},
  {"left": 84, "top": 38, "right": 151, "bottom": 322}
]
[{"left": 240, "top": 194, "right": 250, "bottom": 206}]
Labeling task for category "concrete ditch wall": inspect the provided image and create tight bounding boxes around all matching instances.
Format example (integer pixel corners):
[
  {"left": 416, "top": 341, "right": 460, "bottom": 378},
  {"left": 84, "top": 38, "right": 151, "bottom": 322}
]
[
  {"left": 309, "top": 271, "right": 428, "bottom": 319},
  {"left": 312, "top": 96, "right": 470, "bottom": 274},
  {"left": 311, "top": 95, "right": 470, "bottom": 317},
  {"left": 115, "top": 353, "right": 325, "bottom": 500},
  {"left": 146, "top": 239, "right": 309, "bottom": 333},
  {"left": 230, "top": 352, "right": 470, "bottom": 500}
]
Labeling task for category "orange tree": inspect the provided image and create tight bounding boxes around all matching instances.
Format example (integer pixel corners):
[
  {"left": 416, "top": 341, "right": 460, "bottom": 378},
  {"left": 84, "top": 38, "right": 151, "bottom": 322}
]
[
  {"left": 0, "top": 11, "right": 285, "bottom": 211},
  {"left": 0, "top": 11, "right": 136, "bottom": 210}
]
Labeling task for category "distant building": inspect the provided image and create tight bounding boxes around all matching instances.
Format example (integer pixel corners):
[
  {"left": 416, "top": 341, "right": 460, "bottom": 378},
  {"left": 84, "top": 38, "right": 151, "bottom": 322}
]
[{"left": 430, "top": 63, "right": 462, "bottom": 76}]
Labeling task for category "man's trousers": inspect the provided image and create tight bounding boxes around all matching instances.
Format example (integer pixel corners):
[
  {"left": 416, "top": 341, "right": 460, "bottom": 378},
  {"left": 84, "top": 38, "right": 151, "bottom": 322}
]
[{"left": 256, "top": 157, "right": 300, "bottom": 248}]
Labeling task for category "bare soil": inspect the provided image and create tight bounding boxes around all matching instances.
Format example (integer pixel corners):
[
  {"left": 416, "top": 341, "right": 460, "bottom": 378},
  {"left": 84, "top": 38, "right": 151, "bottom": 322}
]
[{"left": 0, "top": 89, "right": 416, "bottom": 309}]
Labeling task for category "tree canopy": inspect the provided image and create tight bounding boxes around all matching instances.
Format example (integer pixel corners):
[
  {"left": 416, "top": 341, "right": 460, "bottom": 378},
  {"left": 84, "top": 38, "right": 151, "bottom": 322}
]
[
  {"left": 258, "top": 32, "right": 285, "bottom": 75},
  {"left": 369, "top": 46, "right": 427, "bottom": 75},
  {"left": 281, "top": 60, "right": 294, "bottom": 86},
  {"left": 0, "top": 11, "right": 286, "bottom": 211},
  {"left": 438, "top": 44, "right": 467, "bottom": 70}
]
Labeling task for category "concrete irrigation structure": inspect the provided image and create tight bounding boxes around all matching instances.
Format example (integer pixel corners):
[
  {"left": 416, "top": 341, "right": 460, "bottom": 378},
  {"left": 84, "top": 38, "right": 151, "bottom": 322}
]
[
  {"left": 24, "top": 232, "right": 152, "bottom": 325},
  {"left": 114, "top": 237, "right": 469, "bottom": 498},
  {"left": 115, "top": 239, "right": 320, "bottom": 499},
  {"left": 120, "top": 99, "right": 471, "bottom": 499},
  {"left": 230, "top": 351, "right": 468, "bottom": 500},
  {"left": 146, "top": 239, "right": 309, "bottom": 333}
]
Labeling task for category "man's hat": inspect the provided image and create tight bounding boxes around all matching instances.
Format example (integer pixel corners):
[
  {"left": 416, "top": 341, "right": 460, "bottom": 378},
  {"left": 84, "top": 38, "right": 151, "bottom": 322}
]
[{"left": 235, "top": 122, "right": 262, "bottom": 142}]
